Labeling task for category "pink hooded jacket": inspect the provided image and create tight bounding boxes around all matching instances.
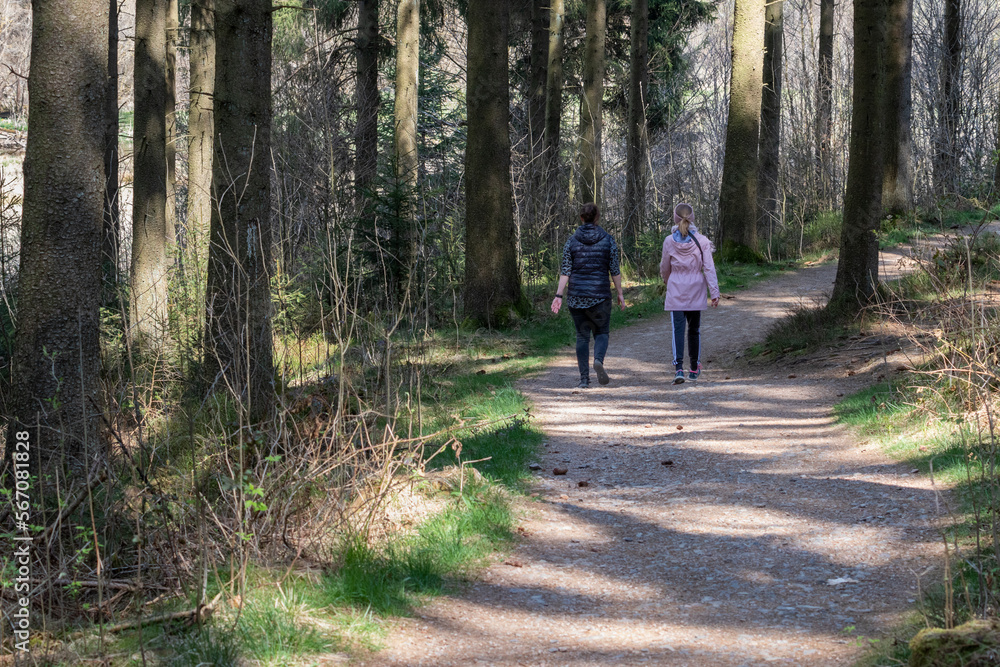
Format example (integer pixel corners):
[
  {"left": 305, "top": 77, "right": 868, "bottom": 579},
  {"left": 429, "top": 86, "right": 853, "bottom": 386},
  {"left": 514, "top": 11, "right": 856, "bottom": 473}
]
[{"left": 659, "top": 222, "right": 720, "bottom": 311}]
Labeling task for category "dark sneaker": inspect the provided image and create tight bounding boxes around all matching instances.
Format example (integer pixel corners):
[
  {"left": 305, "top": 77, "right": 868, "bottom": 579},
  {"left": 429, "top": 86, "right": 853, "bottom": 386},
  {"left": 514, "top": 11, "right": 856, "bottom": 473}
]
[
  {"left": 577, "top": 377, "right": 591, "bottom": 389},
  {"left": 672, "top": 370, "right": 685, "bottom": 385},
  {"left": 689, "top": 362, "right": 702, "bottom": 381},
  {"left": 594, "top": 360, "right": 610, "bottom": 385}
]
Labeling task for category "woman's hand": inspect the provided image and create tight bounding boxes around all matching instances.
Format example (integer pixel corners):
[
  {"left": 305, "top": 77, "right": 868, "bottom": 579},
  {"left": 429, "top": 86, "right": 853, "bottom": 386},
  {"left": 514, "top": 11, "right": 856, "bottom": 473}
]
[
  {"left": 617, "top": 292, "right": 627, "bottom": 310},
  {"left": 551, "top": 296, "right": 563, "bottom": 314}
]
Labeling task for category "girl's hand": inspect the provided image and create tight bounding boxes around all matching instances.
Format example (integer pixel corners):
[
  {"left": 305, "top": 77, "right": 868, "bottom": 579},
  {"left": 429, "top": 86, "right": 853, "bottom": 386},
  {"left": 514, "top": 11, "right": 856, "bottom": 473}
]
[{"left": 711, "top": 297, "right": 720, "bottom": 308}]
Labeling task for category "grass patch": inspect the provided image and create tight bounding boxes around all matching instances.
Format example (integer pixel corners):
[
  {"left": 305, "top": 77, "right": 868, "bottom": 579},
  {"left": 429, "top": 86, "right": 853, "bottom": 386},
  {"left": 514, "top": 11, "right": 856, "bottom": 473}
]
[{"left": 321, "top": 484, "right": 514, "bottom": 615}]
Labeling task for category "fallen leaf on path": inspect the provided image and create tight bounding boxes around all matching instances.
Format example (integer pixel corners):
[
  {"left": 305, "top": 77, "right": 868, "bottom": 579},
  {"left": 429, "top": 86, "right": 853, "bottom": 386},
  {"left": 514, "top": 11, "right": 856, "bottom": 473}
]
[
  {"left": 676, "top": 425, "right": 684, "bottom": 430},
  {"left": 553, "top": 467, "right": 568, "bottom": 475},
  {"left": 578, "top": 481, "right": 590, "bottom": 487},
  {"left": 788, "top": 374, "right": 797, "bottom": 379},
  {"left": 505, "top": 560, "right": 524, "bottom": 568},
  {"left": 662, "top": 460, "right": 674, "bottom": 466},
  {"left": 476, "top": 369, "right": 487, "bottom": 375}
]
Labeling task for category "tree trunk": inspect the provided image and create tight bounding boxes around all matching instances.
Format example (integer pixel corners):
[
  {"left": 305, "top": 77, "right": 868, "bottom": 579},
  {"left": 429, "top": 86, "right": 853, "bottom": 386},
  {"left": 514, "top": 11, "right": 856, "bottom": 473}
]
[
  {"left": 131, "top": 0, "right": 169, "bottom": 346},
  {"left": 544, "top": 0, "right": 565, "bottom": 165},
  {"left": 623, "top": 0, "right": 648, "bottom": 260},
  {"left": 816, "top": 0, "right": 834, "bottom": 206},
  {"left": 528, "top": 0, "right": 548, "bottom": 158},
  {"left": 882, "top": 0, "right": 914, "bottom": 215},
  {"left": 188, "top": 0, "right": 215, "bottom": 279},
  {"left": 165, "top": 0, "right": 178, "bottom": 245},
  {"left": 204, "top": 0, "right": 274, "bottom": 423},
  {"left": 578, "top": 0, "right": 606, "bottom": 206},
  {"left": 464, "top": 0, "right": 523, "bottom": 326},
  {"left": 5, "top": 0, "right": 107, "bottom": 476},
  {"left": 392, "top": 0, "right": 418, "bottom": 290},
  {"left": 356, "top": 0, "right": 379, "bottom": 194},
  {"left": 717, "top": 0, "right": 765, "bottom": 260},
  {"left": 832, "top": 0, "right": 889, "bottom": 307},
  {"left": 757, "top": 0, "right": 783, "bottom": 244},
  {"left": 934, "top": 0, "right": 962, "bottom": 195},
  {"left": 103, "top": 0, "right": 120, "bottom": 296}
]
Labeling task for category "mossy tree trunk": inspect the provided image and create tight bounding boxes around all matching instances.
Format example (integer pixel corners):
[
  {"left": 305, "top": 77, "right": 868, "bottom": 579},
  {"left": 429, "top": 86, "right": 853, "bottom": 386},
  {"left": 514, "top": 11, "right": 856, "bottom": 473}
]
[
  {"left": 356, "top": 0, "right": 379, "bottom": 195},
  {"left": 544, "top": 0, "right": 565, "bottom": 169},
  {"left": 816, "top": 0, "right": 834, "bottom": 207},
  {"left": 131, "top": 0, "right": 169, "bottom": 347},
  {"left": 882, "top": 0, "right": 914, "bottom": 215},
  {"left": 103, "top": 0, "right": 120, "bottom": 297},
  {"left": 832, "top": 0, "right": 889, "bottom": 308},
  {"left": 528, "top": 0, "right": 548, "bottom": 159},
  {"left": 464, "top": 0, "right": 524, "bottom": 326},
  {"left": 578, "top": 0, "right": 606, "bottom": 206},
  {"left": 204, "top": 0, "right": 274, "bottom": 423},
  {"left": 757, "top": 0, "right": 783, "bottom": 245},
  {"left": 188, "top": 0, "right": 215, "bottom": 289},
  {"left": 623, "top": 0, "right": 648, "bottom": 262},
  {"left": 5, "top": 0, "right": 107, "bottom": 476},
  {"left": 717, "top": 0, "right": 765, "bottom": 260}
]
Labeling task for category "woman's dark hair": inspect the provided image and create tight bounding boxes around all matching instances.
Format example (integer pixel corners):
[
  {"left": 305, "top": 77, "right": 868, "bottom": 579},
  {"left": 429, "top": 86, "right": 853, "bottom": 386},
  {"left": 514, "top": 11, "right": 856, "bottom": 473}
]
[{"left": 580, "top": 202, "right": 600, "bottom": 223}]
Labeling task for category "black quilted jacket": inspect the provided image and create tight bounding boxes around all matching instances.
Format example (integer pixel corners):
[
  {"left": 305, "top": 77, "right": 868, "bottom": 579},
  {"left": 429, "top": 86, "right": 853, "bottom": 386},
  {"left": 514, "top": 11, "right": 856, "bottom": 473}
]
[{"left": 566, "top": 224, "right": 614, "bottom": 301}]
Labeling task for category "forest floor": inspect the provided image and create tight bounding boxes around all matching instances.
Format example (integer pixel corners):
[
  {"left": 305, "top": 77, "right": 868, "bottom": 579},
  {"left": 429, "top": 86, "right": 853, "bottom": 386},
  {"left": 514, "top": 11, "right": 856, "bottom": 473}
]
[{"left": 356, "top": 248, "right": 947, "bottom": 666}]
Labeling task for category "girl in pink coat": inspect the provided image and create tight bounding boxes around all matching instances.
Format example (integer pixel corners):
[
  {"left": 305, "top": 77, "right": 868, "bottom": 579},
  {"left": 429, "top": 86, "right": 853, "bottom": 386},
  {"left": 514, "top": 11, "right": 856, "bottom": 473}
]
[{"left": 659, "top": 203, "right": 720, "bottom": 384}]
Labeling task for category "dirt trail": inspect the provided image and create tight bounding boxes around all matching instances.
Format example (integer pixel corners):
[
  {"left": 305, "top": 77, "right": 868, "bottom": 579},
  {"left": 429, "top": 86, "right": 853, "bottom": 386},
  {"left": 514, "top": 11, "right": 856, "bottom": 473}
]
[{"left": 358, "top": 255, "right": 944, "bottom": 666}]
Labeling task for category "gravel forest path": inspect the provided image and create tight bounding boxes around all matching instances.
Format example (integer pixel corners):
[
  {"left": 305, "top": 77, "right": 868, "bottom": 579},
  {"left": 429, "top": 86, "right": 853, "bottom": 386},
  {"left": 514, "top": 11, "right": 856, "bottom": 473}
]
[{"left": 358, "top": 256, "right": 944, "bottom": 666}]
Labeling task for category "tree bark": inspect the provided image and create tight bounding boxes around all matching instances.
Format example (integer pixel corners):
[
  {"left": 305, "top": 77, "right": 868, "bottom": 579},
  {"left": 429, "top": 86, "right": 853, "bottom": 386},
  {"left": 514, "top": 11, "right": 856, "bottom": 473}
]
[
  {"left": 204, "top": 0, "right": 274, "bottom": 423},
  {"left": 464, "top": 0, "right": 523, "bottom": 326},
  {"left": 578, "top": 0, "right": 606, "bottom": 206},
  {"left": 882, "top": 0, "right": 914, "bottom": 215},
  {"left": 623, "top": 0, "right": 648, "bottom": 259},
  {"left": 393, "top": 0, "right": 418, "bottom": 287},
  {"left": 717, "top": 0, "right": 765, "bottom": 259},
  {"left": 832, "top": 0, "right": 889, "bottom": 307},
  {"left": 757, "top": 0, "right": 783, "bottom": 243},
  {"left": 188, "top": 0, "right": 215, "bottom": 275},
  {"left": 165, "top": 0, "right": 178, "bottom": 245},
  {"left": 544, "top": 0, "right": 565, "bottom": 166},
  {"left": 816, "top": 0, "right": 834, "bottom": 206},
  {"left": 5, "top": 0, "right": 107, "bottom": 475},
  {"left": 131, "top": 0, "right": 169, "bottom": 346},
  {"left": 356, "top": 0, "right": 379, "bottom": 194},
  {"left": 103, "top": 0, "right": 120, "bottom": 296},
  {"left": 934, "top": 0, "right": 962, "bottom": 195}
]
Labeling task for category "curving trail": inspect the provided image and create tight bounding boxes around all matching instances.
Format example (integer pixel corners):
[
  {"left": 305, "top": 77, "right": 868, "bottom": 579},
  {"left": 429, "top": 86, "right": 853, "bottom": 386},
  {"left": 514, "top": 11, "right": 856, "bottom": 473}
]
[{"left": 359, "top": 256, "right": 943, "bottom": 666}]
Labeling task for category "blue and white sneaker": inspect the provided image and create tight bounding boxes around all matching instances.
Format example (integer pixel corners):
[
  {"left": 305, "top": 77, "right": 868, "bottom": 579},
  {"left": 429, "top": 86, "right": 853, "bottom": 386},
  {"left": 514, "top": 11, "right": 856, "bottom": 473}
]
[
  {"left": 689, "top": 363, "right": 702, "bottom": 381},
  {"left": 672, "top": 369, "right": 686, "bottom": 385}
]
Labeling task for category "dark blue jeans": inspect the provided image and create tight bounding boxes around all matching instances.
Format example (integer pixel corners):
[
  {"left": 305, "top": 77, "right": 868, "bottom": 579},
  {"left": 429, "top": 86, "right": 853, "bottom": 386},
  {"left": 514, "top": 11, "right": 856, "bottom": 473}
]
[
  {"left": 671, "top": 310, "right": 701, "bottom": 370},
  {"left": 569, "top": 299, "right": 611, "bottom": 380}
]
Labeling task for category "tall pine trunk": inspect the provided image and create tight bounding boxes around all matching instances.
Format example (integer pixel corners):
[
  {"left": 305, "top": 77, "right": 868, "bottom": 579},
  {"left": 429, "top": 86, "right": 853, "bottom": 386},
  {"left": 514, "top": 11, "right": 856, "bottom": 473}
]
[
  {"left": 935, "top": 0, "right": 962, "bottom": 195},
  {"left": 165, "top": 0, "right": 178, "bottom": 245},
  {"left": 717, "top": 0, "right": 765, "bottom": 260},
  {"left": 5, "top": 0, "right": 107, "bottom": 475},
  {"left": 578, "top": 0, "right": 606, "bottom": 205},
  {"left": 528, "top": 0, "right": 548, "bottom": 158},
  {"left": 623, "top": 0, "right": 648, "bottom": 260},
  {"left": 204, "top": 0, "right": 274, "bottom": 423},
  {"left": 131, "top": 0, "right": 169, "bottom": 346},
  {"left": 757, "top": 0, "right": 783, "bottom": 245},
  {"left": 816, "top": 0, "right": 834, "bottom": 207},
  {"left": 356, "top": 0, "right": 379, "bottom": 194},
  {"left": 103, "top": 0, "right": 120, "bottom": 295},
  {"left": 464, "top": 0, "right": 523, "bottom": 326},
  {"left": 544, "top": 0, "right": 565, "bottom": 167},
  {"left": 832, "top": 0, "right": 889, "bottom": 307},
  {"left": 393, "top": 0, "right": 419, "bottom": 289},
  {"left": 188, "top": 0, "right": 215, "bottom": 285},
  {"left": 882, "top": 0, "right": 914, "bottom": 215}
]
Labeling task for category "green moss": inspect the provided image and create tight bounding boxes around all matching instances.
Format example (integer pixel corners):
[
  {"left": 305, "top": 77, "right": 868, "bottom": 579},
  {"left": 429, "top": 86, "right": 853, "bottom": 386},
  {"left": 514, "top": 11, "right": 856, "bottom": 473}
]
[{"left": 909, "top": 620, "right": 1000, "bottom": 667}]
